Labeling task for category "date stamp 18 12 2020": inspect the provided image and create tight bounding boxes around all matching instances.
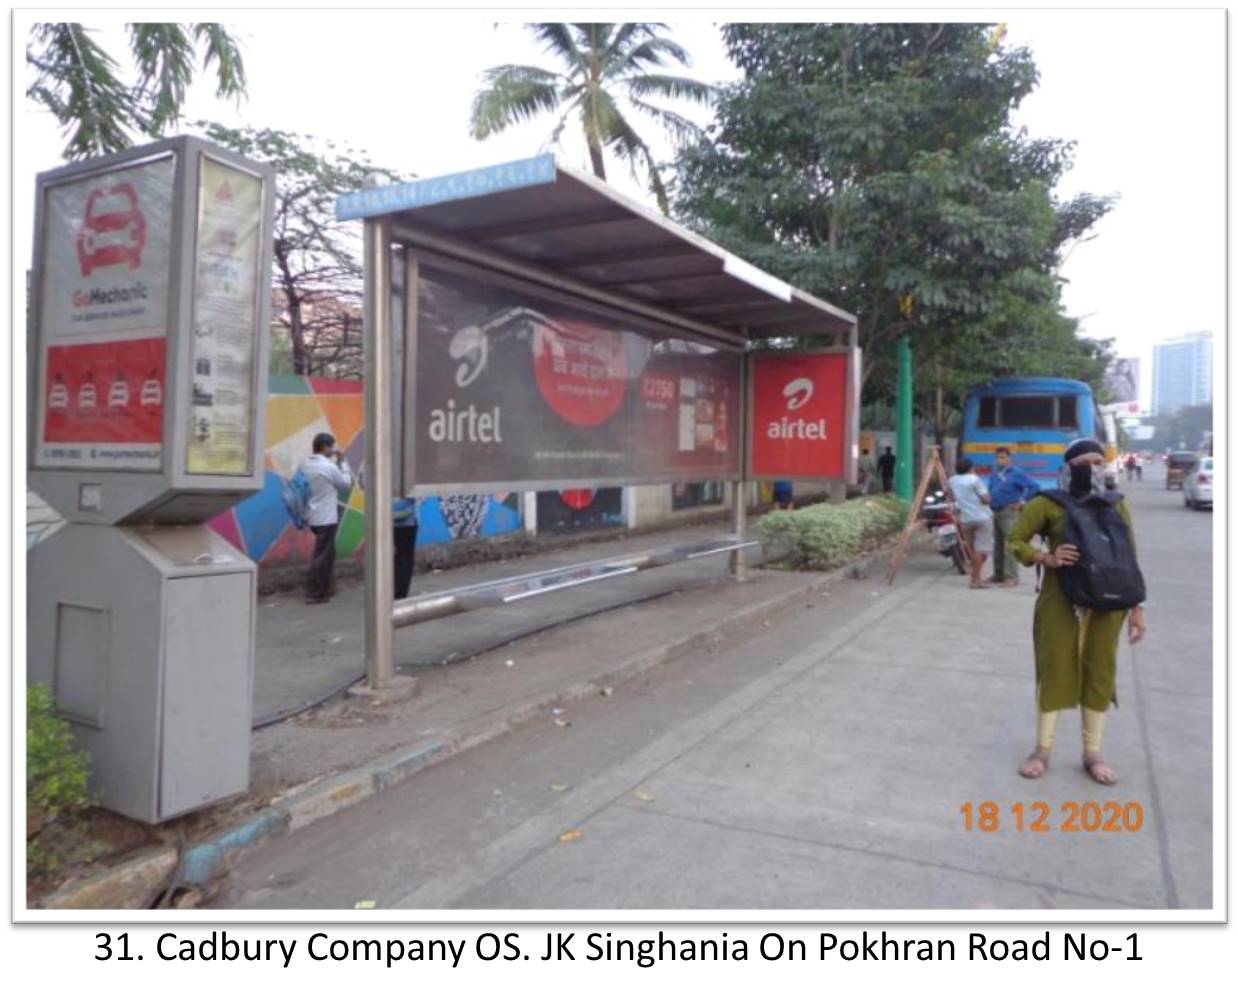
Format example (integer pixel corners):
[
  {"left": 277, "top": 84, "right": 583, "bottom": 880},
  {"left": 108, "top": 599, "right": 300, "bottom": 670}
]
[{"left": 960, "top": 801, "right": 1144, "bottom": 833}]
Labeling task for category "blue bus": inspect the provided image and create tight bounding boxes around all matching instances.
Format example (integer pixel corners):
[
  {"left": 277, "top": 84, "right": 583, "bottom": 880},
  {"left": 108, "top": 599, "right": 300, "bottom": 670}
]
[{"left": 959, "top": 377, "right": 1113, "bottom": 487}]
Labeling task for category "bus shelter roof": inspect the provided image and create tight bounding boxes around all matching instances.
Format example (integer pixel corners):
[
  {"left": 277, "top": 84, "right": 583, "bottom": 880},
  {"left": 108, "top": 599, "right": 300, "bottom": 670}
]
[{"left": 337, "top": 154, "right": 855, "bottom": 350}]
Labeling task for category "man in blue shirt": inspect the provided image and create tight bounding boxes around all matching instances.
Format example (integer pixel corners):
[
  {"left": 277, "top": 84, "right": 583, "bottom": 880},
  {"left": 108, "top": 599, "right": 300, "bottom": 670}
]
[{"left": 987, "top": 445, "right": 1040, "bottom": 586}]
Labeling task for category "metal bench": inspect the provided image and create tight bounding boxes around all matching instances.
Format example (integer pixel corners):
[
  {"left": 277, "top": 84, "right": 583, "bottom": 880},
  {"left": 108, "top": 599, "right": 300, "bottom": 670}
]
[{"left": 392, "top": 536, "right": 760, "bottom": 629}]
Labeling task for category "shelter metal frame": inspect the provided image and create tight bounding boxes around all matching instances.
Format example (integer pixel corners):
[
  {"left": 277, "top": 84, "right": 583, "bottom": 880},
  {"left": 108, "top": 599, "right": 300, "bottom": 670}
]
[{"left": 349, "top": 155, "right": 857, "bottom": 690}]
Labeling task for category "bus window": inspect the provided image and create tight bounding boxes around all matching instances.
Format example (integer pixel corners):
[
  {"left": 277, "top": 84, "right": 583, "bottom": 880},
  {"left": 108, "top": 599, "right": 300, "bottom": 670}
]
[
  {"left": 1058, "top": 396, "right": 1078, "bottom": 428},
  {"left": 978, "top": 396, "right": 997, "bottom": 427},
  {"left": 999, "top": 395, "right": 1056, "bottom": 427}
]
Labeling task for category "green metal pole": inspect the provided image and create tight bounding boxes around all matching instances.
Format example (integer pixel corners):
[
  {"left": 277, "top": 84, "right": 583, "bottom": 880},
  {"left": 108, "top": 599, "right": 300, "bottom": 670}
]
[{"left": 895, "top": 334, "right": 914, "bottom": 500}]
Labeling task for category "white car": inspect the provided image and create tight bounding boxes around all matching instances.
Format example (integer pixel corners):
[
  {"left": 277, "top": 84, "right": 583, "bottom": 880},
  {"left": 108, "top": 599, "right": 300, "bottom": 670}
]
[{"left": 1184, "top": 456, "right": 1214, "bottom": 509}]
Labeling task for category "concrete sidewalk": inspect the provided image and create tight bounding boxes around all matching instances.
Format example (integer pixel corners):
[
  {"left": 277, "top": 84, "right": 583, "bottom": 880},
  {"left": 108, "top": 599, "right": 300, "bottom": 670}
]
[
  {"left": 215, "top": 499, "right": 1209, "bottom": 912},
  {"left": 43, "top": 520, "right": 879, "bottom": 908},
  {"left": 253, "top": 520, "right": 772, "bottom": 725},
  {"left": 249, "top": 549, "right": 842, "bottom": 797}
]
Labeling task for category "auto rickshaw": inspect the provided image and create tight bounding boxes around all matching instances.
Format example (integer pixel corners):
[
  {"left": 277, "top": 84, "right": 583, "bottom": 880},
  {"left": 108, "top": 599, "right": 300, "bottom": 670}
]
[{"left": 1166, "top": 450, "right": 1198, "bottom": 490}]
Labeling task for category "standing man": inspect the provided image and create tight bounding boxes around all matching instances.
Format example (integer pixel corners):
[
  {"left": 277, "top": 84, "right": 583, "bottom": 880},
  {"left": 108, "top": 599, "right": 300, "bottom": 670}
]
[
  {"left": 858, "top": 447, "right": 878, "bottom": 494},
  {"left": 393, "top": 496, "right": 418, "bottom": 600},
  {"left": 877, "top": 446, "right": 897, "bottom": 494},
  {"left": 300, "top": 432, "right": 353, "bottom": 604},
  {"left": 946, "top": 457, "right": 994, "bottom": 589},
  {"left": 772, "top": 480, "right": 795, "bottom": 510},
  {"left": 987, "top": 446, "right": 1040, "bottom": 586}
]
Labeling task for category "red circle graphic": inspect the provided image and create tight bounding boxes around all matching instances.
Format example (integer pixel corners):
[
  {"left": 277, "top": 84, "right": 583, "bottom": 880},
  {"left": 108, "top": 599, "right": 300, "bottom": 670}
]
[{"left": 532, "top": 319, "right": 628, "bottom": 427}]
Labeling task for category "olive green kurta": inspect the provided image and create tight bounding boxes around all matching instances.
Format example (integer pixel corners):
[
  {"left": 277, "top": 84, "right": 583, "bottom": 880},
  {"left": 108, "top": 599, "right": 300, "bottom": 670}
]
[{"left": 1006, "top": 494, "right": 1134, "bottom": 713}]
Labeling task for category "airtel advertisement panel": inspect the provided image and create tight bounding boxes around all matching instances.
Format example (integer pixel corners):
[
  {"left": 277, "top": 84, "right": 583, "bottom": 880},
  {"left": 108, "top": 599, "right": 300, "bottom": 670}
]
[
  {"left": 407, "top": 264, "right": 743, "bottom": 493},
  {"left": 748, "top": 349, "right": 858, "bottom": 483}
]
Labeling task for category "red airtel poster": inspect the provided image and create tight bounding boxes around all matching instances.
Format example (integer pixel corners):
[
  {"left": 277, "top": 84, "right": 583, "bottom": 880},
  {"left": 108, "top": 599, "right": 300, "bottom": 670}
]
[{"left": 748, "top": 349, "right": 858, "bottom": 482}]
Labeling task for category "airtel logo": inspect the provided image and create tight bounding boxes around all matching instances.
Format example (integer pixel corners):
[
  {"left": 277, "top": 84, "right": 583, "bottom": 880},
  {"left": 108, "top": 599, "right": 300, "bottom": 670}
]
[
  {"left": 769, "top": 376, "right": 826, "bottom": 441},
  {"left": 783, "top": 378, "right": 814, "bottom": 410}
]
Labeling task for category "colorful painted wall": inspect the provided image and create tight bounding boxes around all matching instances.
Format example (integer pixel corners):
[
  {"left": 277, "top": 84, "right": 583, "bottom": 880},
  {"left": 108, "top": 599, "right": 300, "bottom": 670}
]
[{"left": 206, "top": 374, "right": 521, "bottom": 568}]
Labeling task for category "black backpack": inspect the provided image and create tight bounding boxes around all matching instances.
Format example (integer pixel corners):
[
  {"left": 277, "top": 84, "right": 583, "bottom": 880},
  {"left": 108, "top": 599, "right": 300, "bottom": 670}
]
[{"left": 1039, "top": 490, "right": 1146, "bottom": 611}]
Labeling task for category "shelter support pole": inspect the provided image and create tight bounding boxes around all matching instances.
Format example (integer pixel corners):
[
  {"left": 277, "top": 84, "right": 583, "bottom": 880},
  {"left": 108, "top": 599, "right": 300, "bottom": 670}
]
[
  {"left": 729, "top": 482, "right": 747, "bottom": 581},
  {"left": 363, "top": 217, "right": 395, "bottom": 689},
  {"left": 895, "top": 334, "right": 914, "bottom": 501},
  {"left": 730, "top": 347, "right": 750, "bottom": 580}
]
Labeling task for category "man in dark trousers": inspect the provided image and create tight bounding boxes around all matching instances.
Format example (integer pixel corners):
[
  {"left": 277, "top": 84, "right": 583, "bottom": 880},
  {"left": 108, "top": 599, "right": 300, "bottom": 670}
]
[
  {"left": 393, "top": 497, "right": 418, "bottom": 600},
  {"left": 877, "top": 446, "right": 897, "bottom": 493},
  {"left": 986, "top": 445, "right": 1040, "bottom": 586},
  {"left": 299, "top": 432, "right": 353, "bottom": 604}
]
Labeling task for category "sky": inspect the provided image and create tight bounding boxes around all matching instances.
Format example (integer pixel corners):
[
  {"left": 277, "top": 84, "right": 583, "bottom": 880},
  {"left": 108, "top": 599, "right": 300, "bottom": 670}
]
[{"left": 14, "top": 9, "right": 1227, "bottom": 412}]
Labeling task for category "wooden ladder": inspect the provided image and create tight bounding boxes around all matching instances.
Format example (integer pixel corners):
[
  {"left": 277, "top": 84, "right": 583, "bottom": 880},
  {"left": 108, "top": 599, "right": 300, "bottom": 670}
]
[{"left": 886, "top": 446, "right": 975, "bottom": 584}]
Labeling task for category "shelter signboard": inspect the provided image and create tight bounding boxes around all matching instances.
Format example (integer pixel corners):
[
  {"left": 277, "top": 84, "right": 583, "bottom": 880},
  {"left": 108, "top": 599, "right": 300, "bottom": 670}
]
[
  {"left": 748, "top": 349, "right": 859, "bottom": 483},
  {"left": 406, "top": 264, "right": 743, "bottom": 493}
]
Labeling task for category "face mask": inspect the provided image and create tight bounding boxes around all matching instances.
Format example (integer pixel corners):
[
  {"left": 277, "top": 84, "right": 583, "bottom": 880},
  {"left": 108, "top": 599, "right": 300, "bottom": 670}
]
[{"left": 1060, "top": 461, "right": 1102, "bottom": 498}]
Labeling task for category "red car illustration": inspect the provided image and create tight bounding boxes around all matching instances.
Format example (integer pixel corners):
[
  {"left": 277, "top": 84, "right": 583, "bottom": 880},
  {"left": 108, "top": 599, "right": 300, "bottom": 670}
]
[
  {"left": 108, "top": 375, "right": 130, "bottom": 408},
  {"left": 140, "top": 371, "right": 162, "bottom": 407},
  {"left": 76, "top": 183, "right": 146, "bottom": 276},
  {"left": 47, "top": 375, "right": 69, "bottom": 410}
]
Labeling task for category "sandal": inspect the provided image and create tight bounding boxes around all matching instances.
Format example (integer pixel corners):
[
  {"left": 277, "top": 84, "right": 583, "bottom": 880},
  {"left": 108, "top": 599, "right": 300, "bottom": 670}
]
[
  {"left": 1019, "top": 747, "right": 1051, "bottom": 779},
  {"left": 1083, "top": 754, "right": 1118, "bottom": 786}
]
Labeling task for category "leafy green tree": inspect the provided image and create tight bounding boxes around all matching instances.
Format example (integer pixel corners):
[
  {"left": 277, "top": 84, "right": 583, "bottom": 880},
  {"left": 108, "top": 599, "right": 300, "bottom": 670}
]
[
  {"left": 27, "top": 22, "right": 246, "bottom": 160},
  {"left": 675, "top": 24, "right": 1114, "bottom": 426},
  {"left": 470, "top": 23, "right": 714, "bottom": 212},
  {"left": 196, "top": 123, "right": 403, "bottom": 377}
]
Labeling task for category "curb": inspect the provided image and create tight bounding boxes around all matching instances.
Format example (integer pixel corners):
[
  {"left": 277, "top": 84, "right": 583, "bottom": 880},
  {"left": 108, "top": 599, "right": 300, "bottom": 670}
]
[
  {"left": 40, "top": 531, "right": 915, "bottom": 909},
  {"left": 39, "top": 845, "right": 179, "bottom": 910}
]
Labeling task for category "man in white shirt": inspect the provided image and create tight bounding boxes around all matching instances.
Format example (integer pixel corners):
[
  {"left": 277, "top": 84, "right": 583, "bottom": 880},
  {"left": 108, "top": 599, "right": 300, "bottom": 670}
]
[
  {"left": 300, "top": 432, "right": 353, "bottom": 603},
  {"left": 946, "top": 457, "right": 994, "bottom": 590}
]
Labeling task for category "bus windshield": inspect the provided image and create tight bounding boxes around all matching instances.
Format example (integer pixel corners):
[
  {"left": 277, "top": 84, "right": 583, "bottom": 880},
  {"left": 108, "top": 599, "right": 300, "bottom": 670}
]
[
  {"left": 977, "top": 395, "right": 1077, "bottom": 429},
  {"left": 961, "top": 378, "right": 1096, "bottom": 485}
]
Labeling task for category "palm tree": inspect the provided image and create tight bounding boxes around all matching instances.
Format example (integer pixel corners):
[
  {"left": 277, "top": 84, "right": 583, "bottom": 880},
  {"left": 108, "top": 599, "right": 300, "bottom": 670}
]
[
  {"left": 27, "top": 23, "right": 246, "bottom": 160},
  {"left": 470, "top": 23, "right": 714, "bottom": 213}
]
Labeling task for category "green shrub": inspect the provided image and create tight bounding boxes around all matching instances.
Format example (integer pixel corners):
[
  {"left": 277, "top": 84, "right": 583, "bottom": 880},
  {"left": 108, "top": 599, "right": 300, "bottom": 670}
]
[
  {"left": 27, "top": 683, "right": 93, "bottom": 829},
  {"left": 756, "top": 496, "right": 909, "bottom": 571}
]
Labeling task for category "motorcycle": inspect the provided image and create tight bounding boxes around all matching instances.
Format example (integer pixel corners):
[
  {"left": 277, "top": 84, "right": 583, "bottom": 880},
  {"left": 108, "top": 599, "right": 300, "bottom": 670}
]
[{"left": 921, "top": 489, "right": 968, "bottom": 575}]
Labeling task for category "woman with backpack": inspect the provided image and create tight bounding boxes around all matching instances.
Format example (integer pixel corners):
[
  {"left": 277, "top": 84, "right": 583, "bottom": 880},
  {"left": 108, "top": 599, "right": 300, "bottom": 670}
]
[{"left": 1006, "top": 438, "right": 1147, "bottom": 785}]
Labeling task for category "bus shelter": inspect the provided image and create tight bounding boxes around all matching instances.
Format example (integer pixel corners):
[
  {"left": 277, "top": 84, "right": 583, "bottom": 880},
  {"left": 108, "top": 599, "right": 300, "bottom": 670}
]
[{"left": 336, "top": 154, "right": 858, "bottom": 693}]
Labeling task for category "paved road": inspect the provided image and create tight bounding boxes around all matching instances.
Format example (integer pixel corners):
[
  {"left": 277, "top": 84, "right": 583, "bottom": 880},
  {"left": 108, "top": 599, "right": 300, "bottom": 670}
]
[{"left": 212, "top": 464, "right": 1214, "bottom": 910}]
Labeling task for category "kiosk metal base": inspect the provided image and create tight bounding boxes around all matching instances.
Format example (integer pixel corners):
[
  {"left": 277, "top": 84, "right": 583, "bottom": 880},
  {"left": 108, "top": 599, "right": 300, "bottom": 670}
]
[{"left": 28, "top": 523, "right": 256, "bottom": 824}]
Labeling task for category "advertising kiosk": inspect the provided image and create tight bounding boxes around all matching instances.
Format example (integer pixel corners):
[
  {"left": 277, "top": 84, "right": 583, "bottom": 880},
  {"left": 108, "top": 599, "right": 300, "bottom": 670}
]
[{"left": 27, "top": 137, "right": 276, "bottom": 823}]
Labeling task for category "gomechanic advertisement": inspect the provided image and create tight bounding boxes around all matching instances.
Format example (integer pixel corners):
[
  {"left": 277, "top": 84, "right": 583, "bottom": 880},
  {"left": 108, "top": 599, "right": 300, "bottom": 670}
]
[
  {"left": 408, "top": 264, "right": 742, "bottom": 493},
  {"left": 35, "top": 155, "right": 175, "bottom": 470}
]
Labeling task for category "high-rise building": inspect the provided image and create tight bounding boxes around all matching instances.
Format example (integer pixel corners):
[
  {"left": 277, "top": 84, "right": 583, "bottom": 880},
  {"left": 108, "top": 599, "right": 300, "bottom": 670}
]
[{"left": 1152, "top": 331, "right": 1212, "bottom": 415}]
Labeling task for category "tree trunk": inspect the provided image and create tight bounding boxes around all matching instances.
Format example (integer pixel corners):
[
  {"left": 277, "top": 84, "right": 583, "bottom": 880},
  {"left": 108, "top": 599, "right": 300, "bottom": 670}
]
[
  {"left": 276, "top": 244, "right": 310, "bottom": 376},
  {"left": 289, "top": 304, "right": 309, "bottom": 377},
  {"left": 587, "top": 136, "right": 607, "bottom": 181}
]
